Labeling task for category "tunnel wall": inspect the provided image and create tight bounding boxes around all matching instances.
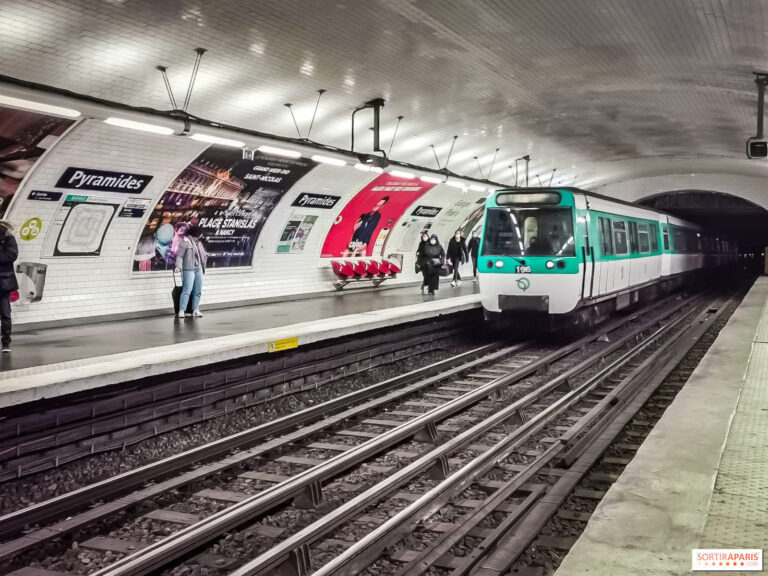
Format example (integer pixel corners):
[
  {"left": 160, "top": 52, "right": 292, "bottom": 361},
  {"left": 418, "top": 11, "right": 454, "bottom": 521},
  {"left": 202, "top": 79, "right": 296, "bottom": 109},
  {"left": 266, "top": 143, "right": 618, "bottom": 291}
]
[{"left": 4, "top": 100, "right": 493, "bottom": 327}]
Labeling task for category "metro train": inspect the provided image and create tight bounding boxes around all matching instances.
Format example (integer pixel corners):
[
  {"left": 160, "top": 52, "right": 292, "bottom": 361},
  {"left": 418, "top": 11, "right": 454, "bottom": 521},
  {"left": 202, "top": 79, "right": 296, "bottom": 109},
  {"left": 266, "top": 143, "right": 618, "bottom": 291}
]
[{"left": 478, "top": 187, "right": 737, "bottom": 327}]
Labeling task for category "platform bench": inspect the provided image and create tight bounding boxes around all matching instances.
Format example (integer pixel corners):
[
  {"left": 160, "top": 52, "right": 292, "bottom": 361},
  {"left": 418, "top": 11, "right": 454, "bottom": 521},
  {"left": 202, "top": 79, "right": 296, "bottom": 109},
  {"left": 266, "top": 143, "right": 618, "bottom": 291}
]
[{"left": 331, "top": 259, "right": 402, "bottom": 290}]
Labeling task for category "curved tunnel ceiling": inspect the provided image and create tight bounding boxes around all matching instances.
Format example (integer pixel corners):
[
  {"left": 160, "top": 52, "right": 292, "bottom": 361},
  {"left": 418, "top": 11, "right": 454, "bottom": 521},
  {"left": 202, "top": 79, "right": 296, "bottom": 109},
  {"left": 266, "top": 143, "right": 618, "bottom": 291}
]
[{"left": 1, "top": 0, "right": 767, "bottom": 187}]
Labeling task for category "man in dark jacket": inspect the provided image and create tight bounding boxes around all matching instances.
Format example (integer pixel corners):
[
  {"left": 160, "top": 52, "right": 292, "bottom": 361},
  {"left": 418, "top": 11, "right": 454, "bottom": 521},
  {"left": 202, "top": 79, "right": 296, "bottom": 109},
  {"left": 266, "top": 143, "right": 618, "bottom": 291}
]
[
  {"left": 446, "top": 229, "right": 469, "bottom": 287},
  {"left": 0, "top": 220, "right": 19, "bottom": 352},
  {"left": 467, "top": 230, "right": 481, "bottom": 282}
]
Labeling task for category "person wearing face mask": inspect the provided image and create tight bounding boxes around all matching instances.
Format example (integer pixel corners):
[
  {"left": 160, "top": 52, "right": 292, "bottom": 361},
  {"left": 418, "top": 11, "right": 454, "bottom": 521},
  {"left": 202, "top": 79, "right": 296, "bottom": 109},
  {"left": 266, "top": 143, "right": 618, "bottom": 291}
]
[
  {"left": 415, "top": 231, "right": 431, "bottom": 294},
  {"left": 446, "top": 229, "right": 469, "bottom": 288},
  {"left": 467, "top": 230, "right": 481, "bottom": 282},
  {"left": 422, "top": 234, "right": 445, "bottom": 295}
]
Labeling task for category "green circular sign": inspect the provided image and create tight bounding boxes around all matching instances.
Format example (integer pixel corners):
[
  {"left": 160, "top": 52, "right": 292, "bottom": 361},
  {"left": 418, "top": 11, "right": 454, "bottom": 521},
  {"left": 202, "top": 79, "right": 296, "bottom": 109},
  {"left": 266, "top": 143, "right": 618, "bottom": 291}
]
[{"left": 20, "top": 217, "right": 42, "bottom": 241}]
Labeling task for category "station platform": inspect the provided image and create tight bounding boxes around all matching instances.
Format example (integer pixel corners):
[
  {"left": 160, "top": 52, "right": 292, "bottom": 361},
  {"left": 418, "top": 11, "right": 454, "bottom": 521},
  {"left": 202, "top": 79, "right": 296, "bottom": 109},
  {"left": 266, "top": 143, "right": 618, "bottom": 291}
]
[
  {"left": 0, "top": 282, "right": 480, "bottom": 409},
  {"left": 555, "top": 277, "right": 768, "bottom": 576}
]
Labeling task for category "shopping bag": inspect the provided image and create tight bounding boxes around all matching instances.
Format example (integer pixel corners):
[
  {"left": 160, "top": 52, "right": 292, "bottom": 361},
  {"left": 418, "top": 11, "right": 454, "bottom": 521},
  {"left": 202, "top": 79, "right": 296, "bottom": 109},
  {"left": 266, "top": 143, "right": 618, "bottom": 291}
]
[{"left": 439, "top": 262, "right": 453, "bottom": 277}]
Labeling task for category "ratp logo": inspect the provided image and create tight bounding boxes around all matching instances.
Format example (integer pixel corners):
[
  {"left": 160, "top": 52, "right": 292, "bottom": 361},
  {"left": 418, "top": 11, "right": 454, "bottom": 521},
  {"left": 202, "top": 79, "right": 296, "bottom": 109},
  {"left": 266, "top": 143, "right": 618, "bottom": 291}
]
[{"left": 516, "top": 278, "right": 530, "bottom": 292}]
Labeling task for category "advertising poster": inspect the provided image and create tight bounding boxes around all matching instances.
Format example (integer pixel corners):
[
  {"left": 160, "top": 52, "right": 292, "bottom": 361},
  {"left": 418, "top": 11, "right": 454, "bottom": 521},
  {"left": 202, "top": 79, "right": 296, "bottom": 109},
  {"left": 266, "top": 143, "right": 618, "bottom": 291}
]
[
  {"left": 320, "top": 173, "right": 435, "bottom": 258},
  {"left": 133, "top": 147, "right": 316, "bottom": 271},
  {"left": 276, "top": 213, "right": 318, "bottom": 253},
  {"left": 458, "top": 197, "right": 487, "bottom": 237},
  {"left": 0, "top": 106, "right": 76, "bottom": 216},
  {"left": 435, "top": 196, "right": 486, "bottom": 237}
]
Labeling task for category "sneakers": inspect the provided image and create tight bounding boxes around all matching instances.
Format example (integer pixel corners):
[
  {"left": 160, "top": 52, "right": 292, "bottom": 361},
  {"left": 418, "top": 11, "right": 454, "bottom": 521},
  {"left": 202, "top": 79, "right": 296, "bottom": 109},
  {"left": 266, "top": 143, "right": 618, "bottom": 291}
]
[
  {"left": 450, "top": 281, "right": 456, "bottom": 288},
  {"left": 177, "top": 310, "right": 186, "bottom": 319},
  {"left": 192, "top": 309, "right": 203, "bottom": 317},
  {"left": 1, "top": 346, "right": 10, "bottom": 353},
  {"left": 473, "top": 277, "right": 477, "bottom": 283},
  {"left": 458, "top": 279, "right": 462, "bottom": 286}
]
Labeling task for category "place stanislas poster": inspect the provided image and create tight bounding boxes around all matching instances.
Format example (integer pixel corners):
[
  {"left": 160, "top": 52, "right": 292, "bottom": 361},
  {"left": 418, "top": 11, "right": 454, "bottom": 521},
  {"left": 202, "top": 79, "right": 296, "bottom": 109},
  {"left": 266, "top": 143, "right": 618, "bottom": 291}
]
[{"left": 133, "top": 146, "right": 316, "bottom": 271}]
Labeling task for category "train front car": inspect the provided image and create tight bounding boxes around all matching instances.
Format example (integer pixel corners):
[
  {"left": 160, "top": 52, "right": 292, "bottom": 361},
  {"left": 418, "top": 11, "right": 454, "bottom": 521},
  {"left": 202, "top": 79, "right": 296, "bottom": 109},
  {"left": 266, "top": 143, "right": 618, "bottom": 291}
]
[{"left": 479, "top": 188, "right": 585, "bottom": 320}]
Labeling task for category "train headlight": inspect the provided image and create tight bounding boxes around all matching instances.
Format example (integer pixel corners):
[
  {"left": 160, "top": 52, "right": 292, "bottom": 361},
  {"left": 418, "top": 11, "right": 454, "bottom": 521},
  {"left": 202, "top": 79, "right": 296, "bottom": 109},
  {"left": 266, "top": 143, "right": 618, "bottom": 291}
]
[
  {"left": 495, "top": 260, "right": 504, "bottom": 268},
  {"left": 546, "top": 260, "right": 555, "bottom": 269}
]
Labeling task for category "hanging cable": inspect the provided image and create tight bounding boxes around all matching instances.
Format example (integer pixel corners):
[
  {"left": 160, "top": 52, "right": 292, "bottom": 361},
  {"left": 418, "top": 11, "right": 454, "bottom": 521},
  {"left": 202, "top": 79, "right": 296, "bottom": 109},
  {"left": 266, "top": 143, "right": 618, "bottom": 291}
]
[
  {"left": 306, "top": 88, "right": 326, "bottom": 141},
  {"left": 387, "top": 115, "right": 404, "bottom": 157},
  {"left": 284, "top": 103, "right": 302, "bottom": 138},
  {"left": 487, "top": 148, "right": 500, "bottom": 180},
  {"left": 155, "top": 66, "right": 178, "bottom": 110},
  {"left": 429, "top": 145, "right": 442, "bottom": 170},
  {"left": 182, "top": 48, "right": 207, "bottom": 112}
]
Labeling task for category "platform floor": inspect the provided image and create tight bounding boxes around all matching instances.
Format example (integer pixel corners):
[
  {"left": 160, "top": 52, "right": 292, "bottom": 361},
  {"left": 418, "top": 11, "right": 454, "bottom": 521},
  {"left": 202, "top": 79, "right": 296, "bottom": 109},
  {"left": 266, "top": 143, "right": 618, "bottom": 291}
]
[
  {"left": 555, "top": 277, "right": 768, "bottom": 576},
  {"left": 0, "top": 281, "right": 480, "bottom": 407}
]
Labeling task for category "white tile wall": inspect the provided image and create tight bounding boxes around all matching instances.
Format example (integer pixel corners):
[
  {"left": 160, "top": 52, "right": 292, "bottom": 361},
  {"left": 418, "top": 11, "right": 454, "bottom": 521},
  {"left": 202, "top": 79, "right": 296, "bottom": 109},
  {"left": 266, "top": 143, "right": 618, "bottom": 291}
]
[{"left": 6, "top": 119, "right": 488, "bottom": 325}]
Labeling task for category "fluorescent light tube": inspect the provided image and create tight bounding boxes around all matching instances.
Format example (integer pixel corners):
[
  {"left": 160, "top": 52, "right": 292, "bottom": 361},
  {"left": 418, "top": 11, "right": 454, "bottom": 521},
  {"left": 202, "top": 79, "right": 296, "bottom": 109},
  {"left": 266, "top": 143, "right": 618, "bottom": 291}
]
[
  {"left": 469, "top": 184, "right": 487, "bottom": 192},
  {"left": 104, "top": 117, "right": 174, "bottom": 135},
  {"left": 311, "top": 155, "right": 346, "bottom": 166},
  {"left": 0, "top": 94, "right": 81, "bottom": 118},
  {"left": 420, "top": 175, "right": 443, "bottom": 184},
  {"left": 446, "top": 180, "right": 467, "bottom": 190},
  {"left": 390, "top": 170, "right": 415, "bottom": 179},
  {"left": 190, "top": 133, "right": 244, "bottom": 148},
  {"left": 353, "top": 163, "right": 371, "bottom": 171},
  {"left": 258, "top": 145, "right": 302, "bottom": 158}
]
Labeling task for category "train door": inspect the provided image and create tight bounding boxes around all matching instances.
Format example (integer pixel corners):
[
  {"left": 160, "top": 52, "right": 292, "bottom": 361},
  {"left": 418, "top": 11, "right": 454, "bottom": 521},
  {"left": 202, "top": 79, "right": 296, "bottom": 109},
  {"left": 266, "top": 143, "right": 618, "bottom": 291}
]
[
  {"left": 611, "top": 220, "right": 631, "bottom": 291},
  {"left": 660, "top": 220, "right": 672, "bottom": 276},
  {"left": 597, "top": 216, "right": 612, "bottom": 294}
]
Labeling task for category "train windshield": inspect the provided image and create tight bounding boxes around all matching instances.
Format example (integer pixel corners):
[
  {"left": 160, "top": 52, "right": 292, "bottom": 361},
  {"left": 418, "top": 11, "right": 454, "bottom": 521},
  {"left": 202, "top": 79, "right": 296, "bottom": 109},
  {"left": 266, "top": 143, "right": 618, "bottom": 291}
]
[{"left": 482, "top": 207, "right": 575, "bottom": 257}]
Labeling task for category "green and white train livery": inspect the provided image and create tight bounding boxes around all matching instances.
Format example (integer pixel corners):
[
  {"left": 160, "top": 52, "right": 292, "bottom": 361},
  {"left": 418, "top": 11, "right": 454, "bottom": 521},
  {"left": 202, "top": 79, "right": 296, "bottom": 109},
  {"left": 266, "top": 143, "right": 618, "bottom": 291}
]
[{"left": 479, "top": 188, "right": 736, "bottom": 321}]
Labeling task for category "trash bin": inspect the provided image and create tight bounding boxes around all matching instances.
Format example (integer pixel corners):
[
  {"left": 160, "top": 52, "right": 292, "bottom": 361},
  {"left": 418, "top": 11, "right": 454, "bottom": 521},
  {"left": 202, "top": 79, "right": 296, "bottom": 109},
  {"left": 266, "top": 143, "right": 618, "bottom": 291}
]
[{"left": 15, "top": 262, "right": 47, "bottom": 303}]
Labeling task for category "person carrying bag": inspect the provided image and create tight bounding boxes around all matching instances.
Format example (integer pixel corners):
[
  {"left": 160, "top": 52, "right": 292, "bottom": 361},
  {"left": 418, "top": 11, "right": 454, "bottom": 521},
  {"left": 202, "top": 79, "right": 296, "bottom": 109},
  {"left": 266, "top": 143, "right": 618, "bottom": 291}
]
[
  {"left": 174, "top": 225, "right": 207, "bottom": 319},
  {"left": 0, "top": 220, "right": 18, "bottom": 352}
]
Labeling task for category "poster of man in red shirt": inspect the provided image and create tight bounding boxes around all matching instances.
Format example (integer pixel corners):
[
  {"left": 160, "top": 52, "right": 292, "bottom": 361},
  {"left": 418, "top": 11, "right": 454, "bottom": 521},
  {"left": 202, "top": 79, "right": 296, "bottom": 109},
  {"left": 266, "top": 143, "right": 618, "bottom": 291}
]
[{"left": 321, "top": 173, "right": 435, "bottom": 258}]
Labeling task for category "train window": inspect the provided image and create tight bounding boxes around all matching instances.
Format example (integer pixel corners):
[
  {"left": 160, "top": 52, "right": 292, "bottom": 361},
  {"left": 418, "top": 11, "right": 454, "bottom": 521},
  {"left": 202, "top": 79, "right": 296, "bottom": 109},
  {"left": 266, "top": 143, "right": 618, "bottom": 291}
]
[
  {"left": 662, "top": 228, "right": 670, "bottom": 251},
  {"left": 628, "top": 222, "right": 639, "bottom": 254},
  {"left": 481, "top": 207, "right": 575, "bottom": 257},
  {"left": 599, "top": 217, "right": 613, "bottom": 255},
  {"left": 650, "top": 224, "right": 659, "bottom": 252},
  {"left": 612, "top": 220, "right": 629, "bottom": 255},
  {"left": 637, "top": 223, "right": 650, "bottom": 253}
]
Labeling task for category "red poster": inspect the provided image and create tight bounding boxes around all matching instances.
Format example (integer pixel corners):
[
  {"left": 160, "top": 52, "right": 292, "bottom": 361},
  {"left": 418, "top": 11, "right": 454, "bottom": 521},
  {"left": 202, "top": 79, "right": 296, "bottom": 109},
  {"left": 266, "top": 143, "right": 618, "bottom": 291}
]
[{"left": 321, "top": 173, "right": 435, "bottom": 258}]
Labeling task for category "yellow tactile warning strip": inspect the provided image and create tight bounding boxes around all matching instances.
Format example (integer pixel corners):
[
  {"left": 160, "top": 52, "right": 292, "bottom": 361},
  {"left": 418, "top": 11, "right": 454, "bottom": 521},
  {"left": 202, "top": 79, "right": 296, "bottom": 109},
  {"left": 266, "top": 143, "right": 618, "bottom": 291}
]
[{"left": 701, "top": 308, "right": 768, "bottom": 551}]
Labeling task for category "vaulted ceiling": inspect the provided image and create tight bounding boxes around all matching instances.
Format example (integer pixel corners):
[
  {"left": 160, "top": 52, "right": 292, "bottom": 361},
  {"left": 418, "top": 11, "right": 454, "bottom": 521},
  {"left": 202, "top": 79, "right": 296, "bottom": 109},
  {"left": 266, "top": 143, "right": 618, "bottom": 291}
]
[{"left": 1, "top": 0, "right": 767, "bottom": 188}]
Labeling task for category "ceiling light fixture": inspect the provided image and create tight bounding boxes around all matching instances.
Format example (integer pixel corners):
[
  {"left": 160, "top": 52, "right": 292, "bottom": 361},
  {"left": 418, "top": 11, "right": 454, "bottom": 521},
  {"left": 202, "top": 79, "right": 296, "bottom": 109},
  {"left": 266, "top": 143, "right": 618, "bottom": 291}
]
[
  {"left": 469, "top": 184, "right": 487, "bottom": 192},
  {"left": 0, "top": 94, "right": 81, "bottom": 118},
  {"left": 189, "top": 133, "right": 245, "bottom": 148},
  {"left": 104, "top": 117, "right": 174, "bottom": 135},
  {"left": 353, "top": 163, "right": 372, "bottom": 171},
  {"left": 446, "top": 180, "right": 467, "bottom": 190},
  {"left": 420, "top": 175, "right": 443, "bottom": 184},
  {"left": 389, "top": 169, "right": 415, "bottom": 179},
  {"left": 311, "top": 154, "right": 346, "bottom": 166},
  {"left": 258, "top": 145, "right": 302, "bottom": 158}
]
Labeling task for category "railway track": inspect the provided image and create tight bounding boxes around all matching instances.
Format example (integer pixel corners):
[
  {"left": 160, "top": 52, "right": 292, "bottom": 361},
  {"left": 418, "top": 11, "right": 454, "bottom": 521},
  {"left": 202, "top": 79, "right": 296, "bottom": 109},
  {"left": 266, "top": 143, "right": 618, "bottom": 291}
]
[
  {"left": 0, "top": 292, "right": 695, "bottom": 576},
  {"left": 0, "top": 314, "right": 472, "bottom": 482}
]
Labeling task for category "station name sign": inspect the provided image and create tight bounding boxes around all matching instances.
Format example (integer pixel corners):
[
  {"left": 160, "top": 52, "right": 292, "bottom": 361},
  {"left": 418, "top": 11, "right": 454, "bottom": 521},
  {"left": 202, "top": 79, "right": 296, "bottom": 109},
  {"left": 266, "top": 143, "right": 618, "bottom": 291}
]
[
  {"left": 291, "top": 192, "right": 341, "bottom": 209},
  {"left": 411, "top": 205, "right": 442, "bottom": 218},
  {"left": 56, "top": 167, "right": 153, "bottom": 193}
]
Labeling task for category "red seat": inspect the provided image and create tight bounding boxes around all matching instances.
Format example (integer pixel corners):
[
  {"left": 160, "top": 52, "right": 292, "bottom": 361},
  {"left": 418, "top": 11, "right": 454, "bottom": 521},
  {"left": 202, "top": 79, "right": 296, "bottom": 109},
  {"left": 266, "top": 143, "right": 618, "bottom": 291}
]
[
  {"left": 378, "top": 260, "right": 391, "bottom": 275},
  {"left": 384, "top": 260, "right": 401, "bottom": 275},
  {"left": 352, "top": 260, "right": 368, "bottom": 277},
  {"left": 365, "top": 260, "right": 382, "bottom": 276},
  {"left": 331, "top": 261, "right": 352, "bottom": 280},
  {"left": 338, "top": 261, "right": 356, "bottom": 278}
]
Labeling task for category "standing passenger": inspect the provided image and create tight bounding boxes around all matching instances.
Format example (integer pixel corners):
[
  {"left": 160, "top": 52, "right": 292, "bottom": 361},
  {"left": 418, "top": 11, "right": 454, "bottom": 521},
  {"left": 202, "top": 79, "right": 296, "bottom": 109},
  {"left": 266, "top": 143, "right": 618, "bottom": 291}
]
[
  {"left": 447, "top": 229, "right": 469, "bottom": 287},
  {"left": 175, "top": 225, "right": 207, "bottom": 319},
  {"left": 416, "top": 232, "right": 430, "bottom": 294},
  {"left": 423, "top": 234, "right": 445, "bottom": 295},
  {"left": 0, "top": 221, "right": 18, "bottom": 352},
  {"left": 467, "top": 230, "right": 480, "bottom": 282}
]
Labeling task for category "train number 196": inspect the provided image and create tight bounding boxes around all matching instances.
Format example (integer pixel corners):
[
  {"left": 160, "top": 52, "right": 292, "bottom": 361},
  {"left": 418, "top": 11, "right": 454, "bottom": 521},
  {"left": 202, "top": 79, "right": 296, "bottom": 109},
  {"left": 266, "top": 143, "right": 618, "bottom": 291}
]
[{"left": 515, "top": 265, "right": 532, "bottom": 274}]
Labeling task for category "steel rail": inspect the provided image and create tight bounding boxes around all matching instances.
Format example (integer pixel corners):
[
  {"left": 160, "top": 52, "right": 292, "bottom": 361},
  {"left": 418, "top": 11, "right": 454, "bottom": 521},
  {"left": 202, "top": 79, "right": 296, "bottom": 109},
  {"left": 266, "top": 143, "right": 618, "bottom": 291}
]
[
  {"left": 91, "top": 303, "right": 667, "bottom": 576},
  {"left": 470, "top": 296, "right": 733, "bottom": 576},
  {"left": 0, "top": 323, "right": 465, "bottom": 471},
  {"left": 394, "top": 296, "right": 713, "bottom": 576},
  {"left": 307, "top": 295, "right": 708, "bottom": 576},
  {"left": 218, "top": 295, "right": 700, "bottom": 576},
  {"left": 0, "top": 343, "right": 503, "bottom": 544}
]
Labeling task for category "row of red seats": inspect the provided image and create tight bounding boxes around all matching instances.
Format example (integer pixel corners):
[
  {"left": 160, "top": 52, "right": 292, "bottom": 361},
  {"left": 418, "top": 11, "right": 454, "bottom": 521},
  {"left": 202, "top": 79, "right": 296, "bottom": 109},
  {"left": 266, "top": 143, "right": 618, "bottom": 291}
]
[{"left": 331, "top": 259, "right": 402, "bottom": 288}]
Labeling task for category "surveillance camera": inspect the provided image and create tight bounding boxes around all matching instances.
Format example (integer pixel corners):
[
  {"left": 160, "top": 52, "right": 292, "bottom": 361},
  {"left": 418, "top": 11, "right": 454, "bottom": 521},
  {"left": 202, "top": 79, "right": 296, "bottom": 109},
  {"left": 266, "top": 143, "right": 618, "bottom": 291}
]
[{"left": 746, "top": 137, "right": 767, "bottom": 159}]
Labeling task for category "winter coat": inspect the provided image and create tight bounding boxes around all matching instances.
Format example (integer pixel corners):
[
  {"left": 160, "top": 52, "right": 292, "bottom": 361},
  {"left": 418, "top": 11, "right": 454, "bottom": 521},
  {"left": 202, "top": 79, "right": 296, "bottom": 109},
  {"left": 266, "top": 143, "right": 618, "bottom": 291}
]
[
  {"left": 175, "top": 236, "right": 208, "bottom": 271},
  {"left": 468, "top": 236, "right": 480, "bottom": 259},
  {"left": 423, "top": 241, "right": 445, "bottom": 271},
  {"left": 447, "top": 237, "right": 468, "bottom": 262},
  {"left": 0, "top": 234, "right": 18, "bottom": 293}
]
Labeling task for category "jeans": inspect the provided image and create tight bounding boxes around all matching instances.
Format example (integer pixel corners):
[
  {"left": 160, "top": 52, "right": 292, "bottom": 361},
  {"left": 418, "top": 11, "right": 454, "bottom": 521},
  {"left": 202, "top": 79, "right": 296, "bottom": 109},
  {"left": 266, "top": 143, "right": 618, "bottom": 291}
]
[
  {"left": 451, "top": 258, "right": 462, "bottom": 282},
  {"left": 0, "top": 291, "right": 10, "bottom": 346},
  {"left": 179, "top": 268, "right": 203, "bottom": 312}
]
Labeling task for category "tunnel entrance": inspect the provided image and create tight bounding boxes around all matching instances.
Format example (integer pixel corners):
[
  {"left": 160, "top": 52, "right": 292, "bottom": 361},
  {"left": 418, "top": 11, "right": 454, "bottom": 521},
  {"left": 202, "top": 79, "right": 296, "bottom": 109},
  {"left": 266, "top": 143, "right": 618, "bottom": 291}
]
[
  {"left": 639, "top": 190, "right": 768, "bottom": 274},
  {"left": 638, "top": 190, "right": 768, "bottom": 250}
]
